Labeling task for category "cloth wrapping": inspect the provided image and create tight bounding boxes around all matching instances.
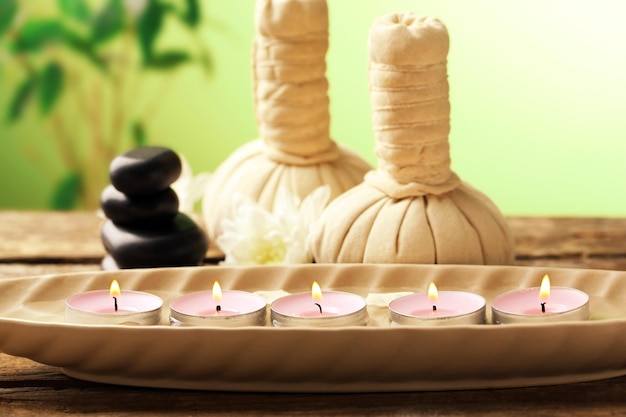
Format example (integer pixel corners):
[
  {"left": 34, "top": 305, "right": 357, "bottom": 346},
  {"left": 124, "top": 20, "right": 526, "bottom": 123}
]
[
  {"left": 254, "top": 0, "right": 333, "bottom": 160},
  {"left": 202, "top": 0, "right": 372, "bottom": 241},
  {"left": 311, "top": 14, "right": 515, "bottom": 265}
]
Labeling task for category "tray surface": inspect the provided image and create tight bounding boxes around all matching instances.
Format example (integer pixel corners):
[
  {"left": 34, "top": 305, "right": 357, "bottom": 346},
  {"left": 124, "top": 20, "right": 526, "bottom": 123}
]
[{"left": 0, "top": 264, "right": 625, "bottom": 392}]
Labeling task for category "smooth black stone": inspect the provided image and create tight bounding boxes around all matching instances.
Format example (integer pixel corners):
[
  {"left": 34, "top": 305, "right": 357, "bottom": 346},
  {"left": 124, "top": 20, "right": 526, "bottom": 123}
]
[
  {"left": 101, "top": 255, "right": 119, "bottom": 271},
  {"left": 110, "top": 146, "right": 182, "bottom": 195},
  {"left": 101, "top": 213, "right": 209, "bottom": 269},
  {"left": 100, "top": 184, "right": 179, "bottom": 225}
]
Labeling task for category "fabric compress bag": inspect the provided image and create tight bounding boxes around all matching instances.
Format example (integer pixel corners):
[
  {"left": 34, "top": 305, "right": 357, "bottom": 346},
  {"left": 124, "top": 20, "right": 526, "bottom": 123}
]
[
  {"left": 311, "top": 14, "right": 515, "bottom": 265},
  {"left": 203, "top": 0, "right": 372, "bottom": 243}
]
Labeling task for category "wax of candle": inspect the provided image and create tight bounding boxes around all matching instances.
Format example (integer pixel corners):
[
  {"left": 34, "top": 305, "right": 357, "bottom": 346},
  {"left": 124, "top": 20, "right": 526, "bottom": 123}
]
[
  {"left": 65, "top": 281, "right": 163, "bottom": 325},
  {"left": 491, "top": 274, "right": 590, "bottom": 324},
  {"left": 169, "top": 282, "right": 267, "bottom": 327},
  {"left": 389, "top": 283, "right": 486, "bottom": 326},
  {"left": 270, "top": 282, "right": 368, "bottom": 327}
]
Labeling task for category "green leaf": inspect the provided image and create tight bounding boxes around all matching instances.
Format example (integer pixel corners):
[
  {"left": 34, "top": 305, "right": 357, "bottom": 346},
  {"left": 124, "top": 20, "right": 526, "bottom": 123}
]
[
  {"left": 0, "top": 0, "right": 18, "bottom": 37},
  {"left": 50, "top": 171, "right": 82, "bottom": 210},
  {"left": 58, "top": 0, "right": 91, "bottom": 23},
  {"left": 38, "top": 62, "right": 64, "bottom": 115},
  {"left": 183, "top": 0, "right": 200, "bottom": 27},
  {"left": 144, "top": 50, "right": 191, "bottom": 70},
  {"left": 132, "top": 121, "right": 147, "bottom": 146},
  {"left": 12, "top": 20, "right": 64, "bottom": 52},
  {"left": 5, "top": 74, "right": 38, "bottom": 122},
  {"left": 163, "top": 0, "right": 199, "bottom": 28},
  {"left": 91, "top": 0, "right": 125, "bottom": 44},
  {"left": 62, "top": 28, "right": 109, "bottom": 73},
  {"left": 137, "top": 1, "right": 165, "bottom": 63},
  {"left": 199, "top": 46, "right": 214, "bottom": 75}
]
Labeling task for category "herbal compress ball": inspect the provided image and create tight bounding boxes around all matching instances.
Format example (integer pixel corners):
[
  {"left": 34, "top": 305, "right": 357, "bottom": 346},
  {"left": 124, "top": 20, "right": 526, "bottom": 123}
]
[
  {"left": 311, "top": 14, "right": 515, "bottom": 264},
  {"left": 202, "top": 0, "right": 372, "bottom": 243}
]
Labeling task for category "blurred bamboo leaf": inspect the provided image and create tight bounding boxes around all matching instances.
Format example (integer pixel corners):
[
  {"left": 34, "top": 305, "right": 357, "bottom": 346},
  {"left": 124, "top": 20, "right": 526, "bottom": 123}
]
[
  {"left": 1, "top": 0, "right": 215, "bottom": 209},
  {"left": 183, "top": 0, "right": 200, "bottom": 27},
  {"left": 12, "top": 20, "right": 64, "bottom": 52},
  {"left": 62, "top": 28, "right": 109, "bottom": 73},
  {"left": 132, "top": 121, "right": 147, "bottom": 146},
  {"left": 38, "top": 62, "right": 64, "bottom": 115},
  {"left": 0, "top": 0, "right": 18, "bottom": 37},
  {"left": 137, "top": 1, "right": 166, "bottom": 63},
  {"left": 6, "top": 74, "right": 38, "bottom": 122},
  {"left": 199, "top": 47, "right": 213, "bottom": 75},
  {"left": 145, "top": 50, "right": 191, "bottom": 69},
  {"left": 58, "top": 0, "right": 91, "bottom": 23},
  {"left": 91, "top": 0, "right": 124, "bottom": 44},
  {"left": 50, "top": 171, "right": 82, "bottom": 210}
]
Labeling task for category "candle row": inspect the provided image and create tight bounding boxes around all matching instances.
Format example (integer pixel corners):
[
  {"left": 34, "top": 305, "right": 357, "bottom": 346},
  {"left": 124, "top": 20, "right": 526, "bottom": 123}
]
[{"left": 65, "top": 275, "right": 590, "bottom": 327}]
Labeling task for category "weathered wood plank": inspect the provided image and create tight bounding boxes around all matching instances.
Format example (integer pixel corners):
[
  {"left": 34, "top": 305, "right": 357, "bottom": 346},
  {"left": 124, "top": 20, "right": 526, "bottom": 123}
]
[
  {"left": 0, "top": 211, "right": 105, "bottom": 260},
  {"left": 3, "top": 212, "right": 626, "bottom": 267},
  {"left": 0, "top": 211, "right": 224, "bottom": 263},
  {"left": 1, "top": 353, "right": 625, "bottom": 417},
  {"left": 509, "top": 216, "right": 626, "bottom": 259}
]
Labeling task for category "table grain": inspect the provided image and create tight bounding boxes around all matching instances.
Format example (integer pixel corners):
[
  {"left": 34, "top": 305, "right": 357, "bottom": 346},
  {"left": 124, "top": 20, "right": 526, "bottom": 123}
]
[{"left": 1, "top": 211, "right": 625, "bottom": 416}]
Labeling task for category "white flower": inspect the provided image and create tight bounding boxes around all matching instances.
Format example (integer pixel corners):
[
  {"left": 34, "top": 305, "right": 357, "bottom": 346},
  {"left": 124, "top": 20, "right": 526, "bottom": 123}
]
[
  {"left": 172, "top": 154, "right": 212, "bottom": 216},
  {"left": 124, "top": 0, "right": 148, "bottom": 18},
  {"left": 216, "top": 186, "right": 331, "bottom": 265}
]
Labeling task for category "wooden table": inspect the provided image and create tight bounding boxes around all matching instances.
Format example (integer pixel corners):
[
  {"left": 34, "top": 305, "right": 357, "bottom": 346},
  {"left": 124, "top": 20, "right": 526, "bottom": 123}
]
[{"left": 1, "top": 211, "right": 625, "bottom": 416}]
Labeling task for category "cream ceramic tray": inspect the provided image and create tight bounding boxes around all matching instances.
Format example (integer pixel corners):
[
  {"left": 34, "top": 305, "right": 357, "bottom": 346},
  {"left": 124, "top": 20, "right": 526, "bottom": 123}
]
[{"left": 0, "top": 264, "right": 625, "bottom": 392}]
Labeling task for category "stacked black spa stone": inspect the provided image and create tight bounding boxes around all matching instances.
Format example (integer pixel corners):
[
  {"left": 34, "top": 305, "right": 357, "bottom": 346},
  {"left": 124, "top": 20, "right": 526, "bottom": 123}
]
[{"left": 100, "top": 146, "right": 208, "bottom": 269}]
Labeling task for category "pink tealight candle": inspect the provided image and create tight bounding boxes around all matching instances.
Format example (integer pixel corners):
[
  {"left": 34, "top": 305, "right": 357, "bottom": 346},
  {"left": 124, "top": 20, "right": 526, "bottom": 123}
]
[
  {"left": 389, "top": 282, "right": 486, "bottom": 326},
  {"left": 270, "top": 282, "right": 368, "bottom": 327},
  {"left": 169, "top": 281, "right": 267, "bottom": 327},
  {"left": 65, "top": 280, "right": 163, "bottom": 325},
  {"left": 491, "top": 274, "right": 590, "bottom": 324}
]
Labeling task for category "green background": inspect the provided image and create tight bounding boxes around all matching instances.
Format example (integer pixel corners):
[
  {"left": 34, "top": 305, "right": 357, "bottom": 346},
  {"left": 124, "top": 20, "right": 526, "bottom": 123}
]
[{"left": 1, "top": 0, "right": 626, "bottom": 216}]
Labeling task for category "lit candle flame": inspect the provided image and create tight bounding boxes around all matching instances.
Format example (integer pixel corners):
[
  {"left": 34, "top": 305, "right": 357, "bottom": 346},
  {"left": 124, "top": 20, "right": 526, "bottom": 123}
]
[
  {"left": 428, "top": 282, "right": 438, "bottom": 312},
  {"left": 212, "top": 281, "right": 223, "bottom": 303},
  {"left": 109, "top": 280, "right": 121, "bottom": 298},
  {"left": 312, "top": 281, "right": 323, "bottom": 301},
  {"left": 311, "top": 282, "right": 324, "bottom": 314},
  {"left": 212, "top": 281, "right": 223, "bottom": 313},
  {"left": 110, "top": 280, "right": 121, "bottom": 312},
  {"left": 428, "top": 282, "right": 439, "bottom": 302},
  {"left": 539, "top": 274, "right": 551, "bottom": 301},
  {"left": 539, "top": 274, "right": 551, "bottom": 313}
]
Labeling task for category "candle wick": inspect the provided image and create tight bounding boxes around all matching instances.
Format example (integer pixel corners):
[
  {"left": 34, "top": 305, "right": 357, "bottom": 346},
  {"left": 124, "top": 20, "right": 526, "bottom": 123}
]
[
  {"left": 113, "top": 297, "right": 118, "bottom": 312},
  {"left": 216, "top": 305, "right": 221, "bottom": 312},
  {"left": 541, "top": 302, "right": 546, "bottom": 313},
  {"left": 314, "top": 302, "right": 323, "bottom": 315},
  {"left": 432, "top": 305, "right": 437, "bottom": 312}
]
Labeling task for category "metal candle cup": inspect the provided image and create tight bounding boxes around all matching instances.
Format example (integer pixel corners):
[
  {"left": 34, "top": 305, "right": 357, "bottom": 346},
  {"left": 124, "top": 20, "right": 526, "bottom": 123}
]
[
  {"left": 270, "top": 282, "right": 368, "bottom": 327},
  {"left": 65, "top": 283, "right": 163, "bottom": 325},
  {"left": 389, "top": 288, "right": 486, "bottom": 326},
  {"left": 169, "top": 283, "right": 267, "bottom": 327},
  {"left": 491, "top": 286, "right": 590, "bottom": 324}
]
